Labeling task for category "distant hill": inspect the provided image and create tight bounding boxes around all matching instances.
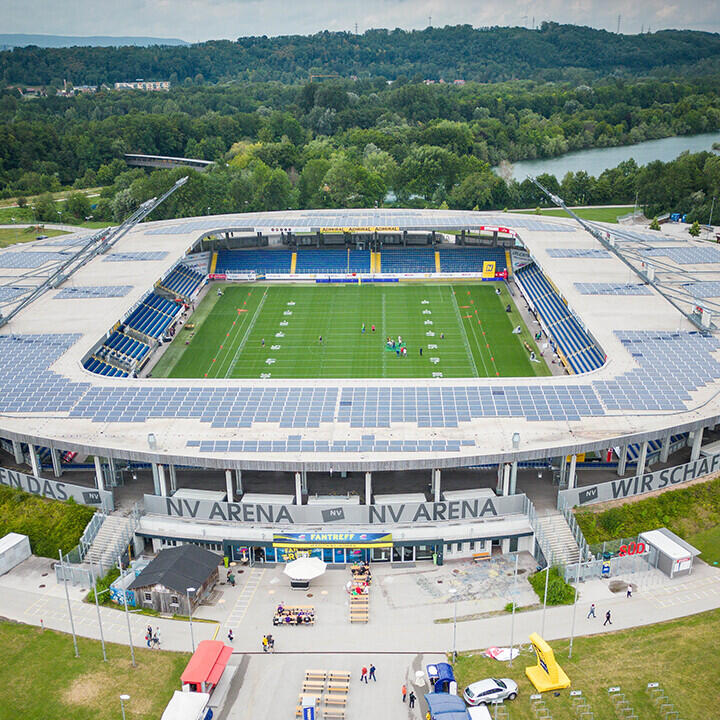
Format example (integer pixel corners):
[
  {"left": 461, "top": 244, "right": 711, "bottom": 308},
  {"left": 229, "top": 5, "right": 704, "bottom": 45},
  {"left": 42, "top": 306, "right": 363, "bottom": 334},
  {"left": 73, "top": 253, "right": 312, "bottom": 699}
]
[
  {"left": 0, "top": 33, "right": 188, "bottom": 49},
  {"left": 2, "top": 23, "right": 720, "bottom": 86}
]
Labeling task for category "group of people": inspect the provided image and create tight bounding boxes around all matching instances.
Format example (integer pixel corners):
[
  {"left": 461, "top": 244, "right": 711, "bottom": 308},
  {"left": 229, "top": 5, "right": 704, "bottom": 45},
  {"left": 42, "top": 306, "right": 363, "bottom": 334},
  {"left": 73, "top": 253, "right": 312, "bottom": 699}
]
[
  {"left": 347, "top": 561, "right": 372, "bottom": 595},
  {"left": 401, "top": 684, "right": 417, "bottom": 707},
  {"left": 145, "top": 625, "right": 160, "bottom": 648},
  {"left": 261, "top": 633, "right": 275, "bottom": 652},
  {"left": 385, "top": 336, "right": 408, "bottom": 358},
  {"left": 273, "top": 603, "right": 315, "bottom": 625}
]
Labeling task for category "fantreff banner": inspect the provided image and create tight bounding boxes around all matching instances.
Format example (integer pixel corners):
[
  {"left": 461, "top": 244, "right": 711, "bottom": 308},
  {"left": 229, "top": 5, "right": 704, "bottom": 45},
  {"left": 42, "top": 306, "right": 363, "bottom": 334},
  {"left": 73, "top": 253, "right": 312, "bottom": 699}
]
[{"left": 273, "top": 532, "right": 393, "bottom": 548}]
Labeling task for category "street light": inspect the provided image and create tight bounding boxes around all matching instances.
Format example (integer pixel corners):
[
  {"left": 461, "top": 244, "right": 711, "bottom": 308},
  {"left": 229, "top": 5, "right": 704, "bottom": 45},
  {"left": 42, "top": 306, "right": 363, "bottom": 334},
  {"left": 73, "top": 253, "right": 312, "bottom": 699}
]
[
  {"left": 187, "top": 587, "right": 197, "bottom": 652},
  {"left": 448, "top": 588, "right": 458, "bottom": 662},
  {"left": 119, "top": 694, "right": 130, "bottom": 720}
]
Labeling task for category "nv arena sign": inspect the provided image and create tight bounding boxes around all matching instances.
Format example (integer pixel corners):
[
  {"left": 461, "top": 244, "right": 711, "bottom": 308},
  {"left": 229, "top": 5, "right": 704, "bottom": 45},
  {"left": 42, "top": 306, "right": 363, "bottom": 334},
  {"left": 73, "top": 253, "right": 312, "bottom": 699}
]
[
  {"left": 559, "top": 453, "right": 720, "bottom": 508},
  {"left": 144, "top": 493, "right": 526, "bottom": 526}
]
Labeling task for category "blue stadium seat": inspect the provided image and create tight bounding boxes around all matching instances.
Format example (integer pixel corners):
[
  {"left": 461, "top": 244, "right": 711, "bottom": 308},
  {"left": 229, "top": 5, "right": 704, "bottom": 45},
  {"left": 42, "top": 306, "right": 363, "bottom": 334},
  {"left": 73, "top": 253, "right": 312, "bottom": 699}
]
[
  {"left": 437, "top": 247, "right": 507, "bottom": 273},
  {"left": 215, "top": 249, "right": 292, "bottom": 274},
  {"left": 295, "top": 249, "right": 370, "bottom": 273},
  {"left": 379, "top": 248, "right": 436, "bottom": 272},
  {"left": 160, "top": 263, "right": 205, "bottom": 299},
  {"left": 515, "top": 263, "right": 604, "bottom": 374}
]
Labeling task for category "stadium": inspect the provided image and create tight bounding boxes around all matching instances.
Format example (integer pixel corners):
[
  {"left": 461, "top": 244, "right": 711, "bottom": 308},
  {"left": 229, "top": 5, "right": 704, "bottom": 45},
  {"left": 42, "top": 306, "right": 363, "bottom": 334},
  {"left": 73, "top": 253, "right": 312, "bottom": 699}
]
[{"left": 2, "top": 192, "right": 720, "bottom": 568}]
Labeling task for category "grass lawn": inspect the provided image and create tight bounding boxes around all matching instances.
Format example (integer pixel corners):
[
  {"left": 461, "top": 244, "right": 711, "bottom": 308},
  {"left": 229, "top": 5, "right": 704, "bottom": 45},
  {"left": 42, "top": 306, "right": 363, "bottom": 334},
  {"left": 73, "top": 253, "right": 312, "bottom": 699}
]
[
  {"left": 151, "top": 282, "right": 550, "bottom": 379},
  {"left": 510, "top": 207, "right": 634, "bottom": 223},
  {"left": 0, "top": 226, "right": 68, "bottom": 248},
  {"left": 454, "top": 608, "right": 720, "bottom": 720},
  {"left": 687, "top": 525, "right": 720, "bottom": 566},
  {"left": 0, "top": 620, "right": 189, "bottom": 720}
]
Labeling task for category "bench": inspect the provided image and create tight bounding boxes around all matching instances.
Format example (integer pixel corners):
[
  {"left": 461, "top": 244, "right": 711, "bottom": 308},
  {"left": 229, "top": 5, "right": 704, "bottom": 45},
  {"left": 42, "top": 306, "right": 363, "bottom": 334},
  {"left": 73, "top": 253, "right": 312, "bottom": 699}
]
[
  {"left": 327, "top": 684, "right": 349, "bottom": 695},
  {"left": 328, "top": 671, "right": 351, "bottom": 682},
  {"left": 302, "top": 682, "right": 326, "bottom": 693},
  {"left": 305, "top": 670, "right": 327, "bottom": 681},
  {"left": 472, "top": 551, "right": 491, "bottom": 562},
  {"left": 295, "top": 695, "right": 320, "bottom": 718},
  {"left": 274, "top": 606, "right": 316, "bottom": 626},
  {"left": 324, "top": 695, "right": 347, "bottom": 707},
  {"left": 324, "top": 710, "right": 346, "bottom": 719}
]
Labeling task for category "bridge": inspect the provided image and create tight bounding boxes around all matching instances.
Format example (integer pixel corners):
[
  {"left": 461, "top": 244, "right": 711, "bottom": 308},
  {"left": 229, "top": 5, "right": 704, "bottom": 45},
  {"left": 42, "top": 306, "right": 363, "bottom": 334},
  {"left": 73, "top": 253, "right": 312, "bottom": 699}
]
[{"left": 124, "top": 154, "right": 214, "bottom": 171}]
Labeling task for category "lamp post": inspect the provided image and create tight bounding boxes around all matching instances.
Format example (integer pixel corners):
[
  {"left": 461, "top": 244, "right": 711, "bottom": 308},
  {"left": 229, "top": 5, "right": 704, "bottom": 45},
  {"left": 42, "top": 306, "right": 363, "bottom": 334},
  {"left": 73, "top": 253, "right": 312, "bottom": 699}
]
[
  {"left": 540, "top": 563, "right": 550, "bottom": 637},
  {"left": 119, "top": 694, "right": 130, "bottom": 720},
  {"left": 187, "top": 587, "right": 197, "bottom": 653},
  {"left": 118, "top": 556, "right": 136, "bottom": 667},
  {"left": 58, "top": 549, "right": 79, "bottom": 658},
  {"left": 509, "top": 552, "right": 519, "bottom": 667},
  {"left": 92, "top": 560, "right": 107, "bottom": 661},
  {"left": 448, "top": 588, "right": 458, "bottom": 662}
]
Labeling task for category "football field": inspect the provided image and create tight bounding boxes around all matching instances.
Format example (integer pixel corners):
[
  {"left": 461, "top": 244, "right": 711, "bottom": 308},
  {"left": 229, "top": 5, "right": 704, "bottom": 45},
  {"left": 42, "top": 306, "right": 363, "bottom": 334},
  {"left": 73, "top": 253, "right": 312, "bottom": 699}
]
[{"left": 151, "top": 283, "right": 550, "bottom": 379}]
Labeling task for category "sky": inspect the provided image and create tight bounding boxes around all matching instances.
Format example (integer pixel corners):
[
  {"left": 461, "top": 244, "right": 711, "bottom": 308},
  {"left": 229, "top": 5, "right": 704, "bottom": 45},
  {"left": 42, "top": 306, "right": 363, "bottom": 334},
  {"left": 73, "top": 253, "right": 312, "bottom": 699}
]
[{"left": 1, "top": 0, "right": 719, "bottom": 43}]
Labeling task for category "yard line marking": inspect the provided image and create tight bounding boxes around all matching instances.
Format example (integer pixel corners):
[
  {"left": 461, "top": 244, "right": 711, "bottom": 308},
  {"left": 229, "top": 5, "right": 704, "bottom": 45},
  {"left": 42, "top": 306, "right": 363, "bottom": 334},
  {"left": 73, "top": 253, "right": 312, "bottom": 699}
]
[
  {"left": 226, "top": 288, "right": 269, "bottom": 377},
  {"left": 452, "top": 286, "right": 480, "bottom": 377}
]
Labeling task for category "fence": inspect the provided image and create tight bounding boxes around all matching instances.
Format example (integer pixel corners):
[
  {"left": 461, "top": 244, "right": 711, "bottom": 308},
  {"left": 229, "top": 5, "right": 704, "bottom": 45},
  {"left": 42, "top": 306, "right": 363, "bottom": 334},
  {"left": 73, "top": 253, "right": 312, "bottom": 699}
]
[
  {"left": 523, "top": 495, "right": 558, "bottom": 567},
  {"left": 558, "top": 497, "right": 592, "bottom": 562},
  {"left": 562, "top": 549, "right": 659, "bottom": 583}
]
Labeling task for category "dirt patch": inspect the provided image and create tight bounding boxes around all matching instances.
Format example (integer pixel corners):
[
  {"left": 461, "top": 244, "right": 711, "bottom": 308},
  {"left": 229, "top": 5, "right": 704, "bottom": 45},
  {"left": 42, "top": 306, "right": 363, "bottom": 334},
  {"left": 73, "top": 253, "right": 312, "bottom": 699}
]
[{"left": 62, "top": 672, "right": 105, "bottom": 707}]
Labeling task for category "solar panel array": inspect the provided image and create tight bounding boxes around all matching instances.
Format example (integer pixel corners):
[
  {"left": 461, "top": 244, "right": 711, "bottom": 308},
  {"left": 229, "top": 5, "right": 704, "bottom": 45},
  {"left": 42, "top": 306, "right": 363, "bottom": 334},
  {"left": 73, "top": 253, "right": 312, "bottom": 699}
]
[
  {"left": 1, "top": 329, "right": 719, "bottom": 440},
  {"left": 55, "top": 285, "right": 133, "bottom": 299},
  {"left": 593, "top": 331, "right": 720, "bottom": 412},
  {"left": 143, "top": 211, "right": 575, "bottom": 236},
  {"left": 642, "top": 246, "right": 720, "bottom": 264},
  {"left": 188, "top": 436, "right": 475, "bottom": 454},
  {"left": 682, "top": 281, "right": 720, "bottom": 299},
  {"left": 546, "top": 248, "right": 611, "bottom": 259},
  {"left": 0, "top": 251, "right": 66, "bottom": 268},
  {"left": 0, "top": 287, "right": 26, "bottom": 302},
  {"left": 574, "top": 283, "right": 652, "bottom": 296},
  {"left": 103, "top": 252, "right": 169, "bottom": 262}
]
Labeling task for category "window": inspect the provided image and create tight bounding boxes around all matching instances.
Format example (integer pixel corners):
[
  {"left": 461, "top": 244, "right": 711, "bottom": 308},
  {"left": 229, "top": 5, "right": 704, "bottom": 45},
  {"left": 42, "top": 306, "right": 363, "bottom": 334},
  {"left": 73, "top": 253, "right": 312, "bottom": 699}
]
[
  {"left": 469, "top": 542, "right": 475, "bottom": 550},
  {"left": 143, "top": 592, "right": 151, "bottom": 602},
  {"left": 170, "top": 595, "right": 179, "bottom": 606},
  {"left": 456, "top": 543, "right": 462, "bottom": 551}
]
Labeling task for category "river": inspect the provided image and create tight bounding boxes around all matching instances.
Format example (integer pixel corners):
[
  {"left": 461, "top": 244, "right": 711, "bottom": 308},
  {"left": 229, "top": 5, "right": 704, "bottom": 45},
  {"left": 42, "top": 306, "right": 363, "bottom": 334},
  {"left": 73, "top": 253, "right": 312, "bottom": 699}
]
[{"left": 504, "top": 131, "right": 720, "bottom": 181}]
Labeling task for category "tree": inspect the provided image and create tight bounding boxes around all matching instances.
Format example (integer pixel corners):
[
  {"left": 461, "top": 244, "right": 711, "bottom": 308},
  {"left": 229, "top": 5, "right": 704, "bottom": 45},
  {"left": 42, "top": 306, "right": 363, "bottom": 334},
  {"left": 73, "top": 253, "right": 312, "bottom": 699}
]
[
  {"left": 689, "top": 220, "right": 701, "bottom": 236},
  {"left": 65, "top": 192, "right": 91, "bottom": 220},
  {"left": 649, "top": 217, "right": 661, "bottom": 231},
  {"left": 33, "top": 193, "right": 57, "bottom": 222},
  {"left": 16, "top": 195, "right": 27, "bottom": 208}
]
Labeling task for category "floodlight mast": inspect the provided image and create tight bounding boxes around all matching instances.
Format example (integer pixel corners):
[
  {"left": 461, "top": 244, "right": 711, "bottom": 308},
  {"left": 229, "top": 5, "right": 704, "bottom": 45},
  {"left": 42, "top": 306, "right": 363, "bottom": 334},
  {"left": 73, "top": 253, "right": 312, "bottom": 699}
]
[
  {"left": 0, "top": 176, "right": 188, "bottom": 329},
  {"left": 528, "top": 176, "right": 710, "bottom": 333}
]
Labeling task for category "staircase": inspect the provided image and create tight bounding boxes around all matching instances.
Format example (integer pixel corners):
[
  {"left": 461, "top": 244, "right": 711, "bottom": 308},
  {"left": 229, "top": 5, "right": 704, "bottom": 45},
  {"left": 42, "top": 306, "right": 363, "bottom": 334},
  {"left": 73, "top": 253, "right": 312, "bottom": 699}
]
[
  {"left": 83, "top": 513, "right": 134, "bottom": 571},
  {"left": 535, "top": 511, "right": 581, "bottom": 565}
]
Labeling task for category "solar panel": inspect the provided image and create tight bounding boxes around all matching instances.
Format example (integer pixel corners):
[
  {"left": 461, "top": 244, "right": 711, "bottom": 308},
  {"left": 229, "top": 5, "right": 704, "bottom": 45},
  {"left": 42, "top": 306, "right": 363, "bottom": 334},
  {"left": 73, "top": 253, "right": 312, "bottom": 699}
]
[{"left": 55, "top": 285, "right": 133, "bottom": 299}]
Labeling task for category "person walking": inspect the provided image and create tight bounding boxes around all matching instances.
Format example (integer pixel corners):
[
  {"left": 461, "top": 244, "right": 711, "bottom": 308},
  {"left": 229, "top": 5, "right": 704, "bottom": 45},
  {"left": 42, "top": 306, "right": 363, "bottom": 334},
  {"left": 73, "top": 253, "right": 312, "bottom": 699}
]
[
  {"left": 145, "top": 631, "right": 152, "bottom": 648},
  {"left": 369, "top": 663, "right": 376, "bottom": 682},
  {"left": 360, "top": 666, "right": 368, "bottom": 683},
  {"left": 604, "top": 610, "right": 612, "bottom": 626},
  {"left": 587, "top": 603, "right": 596, "bottom": 619},
  {"left": 153, "top": 627, "right": 160, "bottom": 648},
  {"left": 408, "top": 691, "right": 416, "bottom": 708},
  {"left": 402, "top": 684, "right": 407, "bottom": 703},
  {"left": 262, "top": 634, "right": 269, "bottom": 652},
  {"left": 228, "top": 628, "right": 234, "bottom": 642},
  {"left": 267, "top": 634, "right": 275, "bottom": 652},
  {"left": 626, "top": 585, "right": 633, "bottom": 598},
  {"left": 419, "top": 347, "right": 423, "bottom": 356}
]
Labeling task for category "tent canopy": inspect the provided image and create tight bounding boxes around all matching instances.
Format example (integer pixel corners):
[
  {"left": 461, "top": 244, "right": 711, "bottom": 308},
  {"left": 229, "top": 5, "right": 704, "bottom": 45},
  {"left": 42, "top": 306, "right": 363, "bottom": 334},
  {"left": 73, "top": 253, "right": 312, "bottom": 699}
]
[
  {"left": 181, "top": 640, "right": 233, "bottom": 688},
  {"left": 424, "top": 692, "right": 469, "bottom": 720},
  {"left": 161, "top": 691, "right": 210, "bottom": 720},
  {"left": 427, "top": 662, "right": 456, "bottom": 691}
]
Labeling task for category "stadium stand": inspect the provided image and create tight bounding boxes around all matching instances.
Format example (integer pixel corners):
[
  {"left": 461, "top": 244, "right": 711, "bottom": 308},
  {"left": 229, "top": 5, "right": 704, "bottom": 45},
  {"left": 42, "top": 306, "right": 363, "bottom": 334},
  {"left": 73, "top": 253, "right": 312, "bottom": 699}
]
[
  {"left": 215, "top": 249, "right": 292, "bottom": 274},
  {"left": 437, "top": 247, "right": 507, "bottom": 273},
  {"left": 159, "top": 263, "right": 205, "bottom": 299},
  {"left": 124, "top": 292, "right": 180, "bottom": 339},
  {"left": 83, "top": 356, "right": 130, "bottom": 377},
  {"left": 379, "top": 248, "right": 436, "bottom": 272},
  {"left": 515, "top": 263, "right": 605, "bottom": 374},
  {"left": 295, "top": 249, "right": 371, "bottom": 274}
]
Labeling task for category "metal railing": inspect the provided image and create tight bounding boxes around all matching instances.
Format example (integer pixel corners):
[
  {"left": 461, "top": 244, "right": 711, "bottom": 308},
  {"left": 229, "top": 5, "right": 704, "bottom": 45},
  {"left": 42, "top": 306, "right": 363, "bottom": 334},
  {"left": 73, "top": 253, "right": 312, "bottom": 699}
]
[
  {"left": 523, "top": 495, "right": 561, "bottom": 568},
  {"left": 78, "top": 511, "right": 106, "bottom": 561},
  {"left": 558, "top": 496, "right": 592, "bottom": 562}
]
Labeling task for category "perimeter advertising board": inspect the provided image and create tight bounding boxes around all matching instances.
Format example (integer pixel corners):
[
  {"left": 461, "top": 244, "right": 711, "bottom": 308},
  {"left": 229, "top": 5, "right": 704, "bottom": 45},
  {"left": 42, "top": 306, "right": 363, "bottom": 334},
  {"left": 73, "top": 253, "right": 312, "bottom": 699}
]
[
  {"left": 144, "top": 493, "right": 526, "bottom": 526},
  {"left": 0, "top": 466, "right": 114, "bottom": 510},
  {"left": 558, "top": 453, "right": 720, "bottom": 508}
]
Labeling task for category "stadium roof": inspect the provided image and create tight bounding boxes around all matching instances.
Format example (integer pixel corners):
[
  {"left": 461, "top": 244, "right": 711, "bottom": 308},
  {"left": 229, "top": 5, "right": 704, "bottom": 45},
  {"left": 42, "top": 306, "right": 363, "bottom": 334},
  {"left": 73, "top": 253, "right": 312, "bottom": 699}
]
[{"left": 1, "top": 209, "right": 719, "bottom": 471}]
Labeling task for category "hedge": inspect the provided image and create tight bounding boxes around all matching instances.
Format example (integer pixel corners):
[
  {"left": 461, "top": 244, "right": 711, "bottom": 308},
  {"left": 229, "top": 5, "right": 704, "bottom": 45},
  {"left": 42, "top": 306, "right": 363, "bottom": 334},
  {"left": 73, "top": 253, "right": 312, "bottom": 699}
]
[
  {"left": 574, "top": 476, "right": 720, "bottom": 545},
  {"left": 528, "top": 566, "right": 575, "bottom": 605},
  {"left": 0, "top": 484, "right": 95, "bottom": 558}
]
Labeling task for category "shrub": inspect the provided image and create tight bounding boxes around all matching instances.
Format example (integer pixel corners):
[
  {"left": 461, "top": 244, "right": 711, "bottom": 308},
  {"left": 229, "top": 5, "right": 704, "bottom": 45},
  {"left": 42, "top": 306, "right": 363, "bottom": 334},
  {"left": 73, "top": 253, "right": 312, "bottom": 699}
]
[
  {"left": 0, "top": 485, "right": 95, "bottom": 557},
  {"left": 529, "top": 566, "right": 575, "bottom": 605},
  {"left": 86, "top": 567, "right": 121, "bottom": 605}
]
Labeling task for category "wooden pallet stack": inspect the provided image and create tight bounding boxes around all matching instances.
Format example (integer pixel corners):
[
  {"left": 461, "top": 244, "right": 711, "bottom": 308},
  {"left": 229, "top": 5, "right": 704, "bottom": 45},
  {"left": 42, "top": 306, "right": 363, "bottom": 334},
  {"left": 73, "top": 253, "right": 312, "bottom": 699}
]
[{"left": 296, "top": 669, "right": 351, "bottom": 719}]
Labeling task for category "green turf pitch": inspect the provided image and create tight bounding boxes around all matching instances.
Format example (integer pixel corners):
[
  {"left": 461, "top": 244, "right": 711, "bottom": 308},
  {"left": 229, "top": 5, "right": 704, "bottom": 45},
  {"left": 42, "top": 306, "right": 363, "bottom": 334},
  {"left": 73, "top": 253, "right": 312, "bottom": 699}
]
[{"left": 152, "top": 283, "right": 550, "bottom": 379}]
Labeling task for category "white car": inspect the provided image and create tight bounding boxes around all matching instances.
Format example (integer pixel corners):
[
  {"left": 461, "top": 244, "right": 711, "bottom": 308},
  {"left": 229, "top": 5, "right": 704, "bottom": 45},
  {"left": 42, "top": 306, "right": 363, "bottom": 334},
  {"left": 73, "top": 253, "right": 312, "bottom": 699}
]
[{"left": 463, "top": 678, "right": 518, "bottom": 705}]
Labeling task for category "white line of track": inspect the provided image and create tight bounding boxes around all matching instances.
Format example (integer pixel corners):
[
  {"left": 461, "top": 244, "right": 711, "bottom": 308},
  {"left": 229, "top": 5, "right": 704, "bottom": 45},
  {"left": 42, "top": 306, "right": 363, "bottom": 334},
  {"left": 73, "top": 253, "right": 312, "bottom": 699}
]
[{"left": 226, "top": 287, "right": 268, "bottom": 377}]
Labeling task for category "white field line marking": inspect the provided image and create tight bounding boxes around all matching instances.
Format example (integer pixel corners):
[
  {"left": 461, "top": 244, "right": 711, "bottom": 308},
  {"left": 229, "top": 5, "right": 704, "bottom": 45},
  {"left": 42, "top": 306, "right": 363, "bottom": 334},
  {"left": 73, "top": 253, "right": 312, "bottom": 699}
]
[
  {"left": 226, "top": 288, "right": 269, "bottom": 377},
  {"left": 451, "top": 287, "right": 480, "bottom": 377}
]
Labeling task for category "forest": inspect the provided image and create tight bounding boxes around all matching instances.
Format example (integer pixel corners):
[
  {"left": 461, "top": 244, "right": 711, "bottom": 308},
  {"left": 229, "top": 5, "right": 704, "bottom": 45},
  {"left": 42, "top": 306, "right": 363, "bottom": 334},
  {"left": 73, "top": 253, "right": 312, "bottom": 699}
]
[{"left": 3, "top": 24, "right": 720, "bottom": 86}]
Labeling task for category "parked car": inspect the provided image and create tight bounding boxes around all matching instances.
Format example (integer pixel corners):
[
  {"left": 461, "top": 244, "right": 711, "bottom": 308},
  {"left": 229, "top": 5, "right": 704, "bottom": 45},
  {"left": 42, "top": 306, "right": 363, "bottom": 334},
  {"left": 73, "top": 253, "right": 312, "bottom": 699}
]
[{"left": 463, "top": 678, "right": 518, "bottom": 705}]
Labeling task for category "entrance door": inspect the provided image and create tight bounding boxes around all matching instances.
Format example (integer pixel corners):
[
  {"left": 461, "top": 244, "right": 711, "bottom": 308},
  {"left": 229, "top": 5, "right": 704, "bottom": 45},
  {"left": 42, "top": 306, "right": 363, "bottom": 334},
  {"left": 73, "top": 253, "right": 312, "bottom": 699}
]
[
  {"left": 333, "top": 548, "right": 346, "bottom": 564},
  {"left": 371, "top": 547, "right": 390, "bottom": 562},
  {"left": 509, "top": 536, "right": 518, "bottom": 552}
]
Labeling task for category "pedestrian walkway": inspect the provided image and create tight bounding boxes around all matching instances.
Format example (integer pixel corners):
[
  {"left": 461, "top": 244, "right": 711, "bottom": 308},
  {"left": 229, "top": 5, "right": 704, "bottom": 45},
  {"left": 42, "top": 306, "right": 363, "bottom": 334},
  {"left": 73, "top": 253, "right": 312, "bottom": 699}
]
[{"left": 222, "top": 568, "right": 264, "bottom": 632}]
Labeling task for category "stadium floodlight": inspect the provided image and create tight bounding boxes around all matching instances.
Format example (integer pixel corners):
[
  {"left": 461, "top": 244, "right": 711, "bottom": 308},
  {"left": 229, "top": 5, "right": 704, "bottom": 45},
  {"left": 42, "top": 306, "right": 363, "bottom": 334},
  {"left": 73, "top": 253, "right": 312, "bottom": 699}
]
[
  {"left": 512, "top": 432, "right": 520, "bottom": 449},
  {"left": 147, "top": 433, "right": 157, "bottom": 450}
]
